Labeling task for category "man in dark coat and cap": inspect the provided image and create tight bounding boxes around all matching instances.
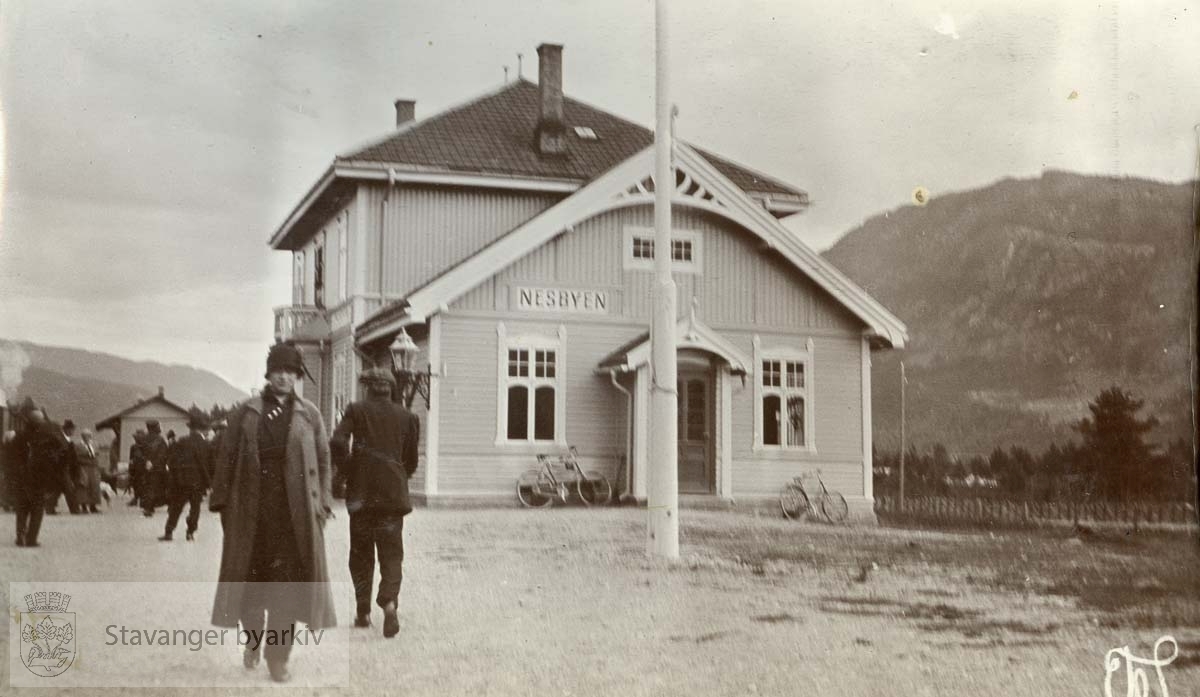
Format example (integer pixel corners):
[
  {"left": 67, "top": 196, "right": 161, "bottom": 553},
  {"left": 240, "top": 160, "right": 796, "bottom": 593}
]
[
  {"left": 45, "top": 419, "right": 82, "bottom": 515},
  {"left": 210, "top": 342, "right": 335, "bottom": 683},
  {"left": 159, "top": 416, "right": 211, "bottom": 541},
  {"left": 6, "top": 404, "right": 68, "bottom": 546},
  {"left": 329, "top": 366, "right": 420, "bottom": 638},
  {"left": 141, "top": 420, "right": 169, "bottom": 517},
  {"left": 128, "top": 428, "right": 148, "bottom": 506}
]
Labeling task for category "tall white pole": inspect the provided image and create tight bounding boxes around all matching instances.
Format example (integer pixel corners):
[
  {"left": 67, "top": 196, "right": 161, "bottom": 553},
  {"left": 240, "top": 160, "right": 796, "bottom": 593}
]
[{"left": 648, "top": 0, "right": 679, "bottom": 558}]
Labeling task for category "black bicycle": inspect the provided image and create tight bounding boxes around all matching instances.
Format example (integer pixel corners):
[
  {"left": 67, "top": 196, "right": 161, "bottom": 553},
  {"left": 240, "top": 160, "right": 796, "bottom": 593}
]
[
  {"left": 516, "top": 446, "right": 612, "bottom": 508},
  {"left": 779, "top": 469, "right": 848, "bottom": 523}
]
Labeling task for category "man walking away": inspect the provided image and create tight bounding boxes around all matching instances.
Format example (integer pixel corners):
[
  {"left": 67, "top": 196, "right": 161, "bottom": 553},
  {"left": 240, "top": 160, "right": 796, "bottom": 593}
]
[
  {"left": 47, "top": 419, "right": 83, "bottom": 515},
  {"left": 141, "top": 420, "right": 169, "bottom": 517},
  {"left": 160, "top": 417, "right": 211, "bottom": 541},
  {"left": 128, "top": 429, "right": 148, "bottom": 507},
  {"left": 330, "top": 367, "right": 420, "bottom": 638},
  {"left": 7, "top": 405, "right": 65, "bottom": 547}
]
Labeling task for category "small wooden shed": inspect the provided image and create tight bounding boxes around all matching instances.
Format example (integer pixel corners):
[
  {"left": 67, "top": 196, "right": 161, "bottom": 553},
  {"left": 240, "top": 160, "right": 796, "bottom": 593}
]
[{"left": 95, "top": 388, "right": 192, "bottom": 466}]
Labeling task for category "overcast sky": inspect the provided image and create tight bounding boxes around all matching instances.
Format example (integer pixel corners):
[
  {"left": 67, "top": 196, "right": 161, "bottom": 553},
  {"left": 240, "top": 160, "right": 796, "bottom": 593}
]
[{"left": 0, "top": 0, "right": 1196, "bottom": 392}]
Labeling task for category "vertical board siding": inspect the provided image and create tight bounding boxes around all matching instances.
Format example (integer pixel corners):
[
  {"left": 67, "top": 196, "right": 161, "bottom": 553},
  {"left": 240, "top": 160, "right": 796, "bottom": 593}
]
[
  {"left": 436, "top": 315, "right": 642, "bottom": 494},
  {"left": 362, "top": 185, "right": 560, "bottom": 298},
  {"left": 354, "top": 194, "right": 880, "bottom": 500},
  {"left": 727, "top": 330, "right": 865, "bottom": 496}
]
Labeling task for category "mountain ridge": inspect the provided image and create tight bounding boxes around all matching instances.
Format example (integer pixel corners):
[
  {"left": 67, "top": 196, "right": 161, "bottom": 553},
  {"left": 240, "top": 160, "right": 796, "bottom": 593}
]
[
  {"left": 1, "top": 339, "right": 248, "bottom": 443},
  {"left": 822, "top": 170, "right": 1196, "bottom": 456}
]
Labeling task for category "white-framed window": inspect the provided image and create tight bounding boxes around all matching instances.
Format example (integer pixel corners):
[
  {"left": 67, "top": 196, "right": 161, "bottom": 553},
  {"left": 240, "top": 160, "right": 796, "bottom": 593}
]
[
  {"left": 495, "top": 323, "right": 567, "bottom": 445},
  {"left": 337, "top": 212, "right": 349, "bottom": 301},
  {"left": 623, "top": 226, "right": 701, "bottom": 273},
  {"left": 332, "top": 353, "right": 347, "bottom": 423},
  {"left": 753, "top": 336, "right": 815, "bottom": 452},
  {"left": 293, "top": 251, "right": 305, "bottom": 305}
]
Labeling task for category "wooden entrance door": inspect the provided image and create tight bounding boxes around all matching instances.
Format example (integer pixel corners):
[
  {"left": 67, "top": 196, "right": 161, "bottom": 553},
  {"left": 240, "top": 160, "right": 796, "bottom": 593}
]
[{"left": 677, "top": 371, "right": 714, "bottom": 494}]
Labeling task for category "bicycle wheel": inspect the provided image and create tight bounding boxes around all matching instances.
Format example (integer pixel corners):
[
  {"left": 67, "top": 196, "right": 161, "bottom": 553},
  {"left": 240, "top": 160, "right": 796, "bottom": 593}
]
[
  {"left": 516, "top": 469, "right": 555, "bottom": 508},
  {"left": 576, "top": 471, "right": 612, "bottom": 506},
  {"left": 779, "top": 483, "right": 809, "bottom": 520},
  {"left": 819, "top": 491, "right": 849, "bottom": 523}
]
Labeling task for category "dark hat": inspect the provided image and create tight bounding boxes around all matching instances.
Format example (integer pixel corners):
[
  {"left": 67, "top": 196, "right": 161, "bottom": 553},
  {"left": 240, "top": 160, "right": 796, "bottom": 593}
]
[
  {"left": 62, "top": 419, "right": 76, "bottom": 431},
  {"left": 358, "top": 367, "right": 396, "bottom": 387},
  {"left": 145, "top": 419, "right": 161, "bottom": 433},
  {"left": 266, "top": 342, "right": 306, "bottom": 378},
  {"left": 187, "top": 415, "right": 208, "bottom": 430},
  {"left": 166, "top": 430, "right": 176, "bottom": 439}
]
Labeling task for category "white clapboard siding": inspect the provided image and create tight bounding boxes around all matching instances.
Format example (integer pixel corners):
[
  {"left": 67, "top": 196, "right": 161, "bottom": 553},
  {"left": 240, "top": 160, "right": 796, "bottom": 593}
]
[
  {"left": 361, "top": 184, "right": 562, "bottom": 298},
  {"left": 423, "top": 199, "right": 872, "bottom": 498}
]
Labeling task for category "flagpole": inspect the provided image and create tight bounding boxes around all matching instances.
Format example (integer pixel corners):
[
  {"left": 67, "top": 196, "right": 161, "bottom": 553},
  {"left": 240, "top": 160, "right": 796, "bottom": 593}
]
[{"left": 648, "top": 0, "right": 680, "bottom": 558}]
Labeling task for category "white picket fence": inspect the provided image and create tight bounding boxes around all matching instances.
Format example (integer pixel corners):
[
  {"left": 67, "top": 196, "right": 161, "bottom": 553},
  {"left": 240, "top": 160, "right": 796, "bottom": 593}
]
[{"left": 875, "top": 495, "right": 1198, "bottom": 528}]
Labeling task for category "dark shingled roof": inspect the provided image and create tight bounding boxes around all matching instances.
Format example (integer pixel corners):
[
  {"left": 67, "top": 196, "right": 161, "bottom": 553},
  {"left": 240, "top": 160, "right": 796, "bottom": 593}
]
[{"left": 341, "top": 80, "right": 806, "bottom": 201}]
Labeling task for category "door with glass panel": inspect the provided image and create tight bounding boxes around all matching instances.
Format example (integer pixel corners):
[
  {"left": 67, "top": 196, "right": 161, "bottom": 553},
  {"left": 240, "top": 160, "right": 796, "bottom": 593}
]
[{"left": 676, "top": 371, "right": 714, "bottom": 493}]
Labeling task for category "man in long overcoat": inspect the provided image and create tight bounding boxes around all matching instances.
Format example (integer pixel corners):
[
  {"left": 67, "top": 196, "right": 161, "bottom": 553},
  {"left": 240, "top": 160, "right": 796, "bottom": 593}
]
[
  {"left": 159, "top": 417, "right": 210, "bottom": 541},
  {"left": 329, "top": 367, "right": 419, "bottom": 638},
  {"left": 6, "top": 405, "right": 66, "bottom": 546},
  {"left": 140, "top": 420, "right": 169, "bottom": 516},
  {"left": 74, "top": 429, "right": 103, "bottom": 513},
  {"left": 45, "top": 419, "right": 82, "bottom": 515},
  {"left": 209, "top": 342, "right": 336, "bottom": 683},
  {"left": 128, "top": 429, "right": 148, "bottom": 506}
]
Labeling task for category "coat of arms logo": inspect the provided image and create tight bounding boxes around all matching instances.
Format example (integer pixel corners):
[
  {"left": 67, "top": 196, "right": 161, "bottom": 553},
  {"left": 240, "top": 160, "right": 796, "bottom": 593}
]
[{"left": 19, "top": 591, "right": 75, "bottom": 677}]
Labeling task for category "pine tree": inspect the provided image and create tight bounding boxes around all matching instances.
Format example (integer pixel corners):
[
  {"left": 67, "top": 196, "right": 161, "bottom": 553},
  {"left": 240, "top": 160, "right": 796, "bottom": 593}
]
[{"left": 1075, "top": 386, "right": 1159, "bottom": 502}]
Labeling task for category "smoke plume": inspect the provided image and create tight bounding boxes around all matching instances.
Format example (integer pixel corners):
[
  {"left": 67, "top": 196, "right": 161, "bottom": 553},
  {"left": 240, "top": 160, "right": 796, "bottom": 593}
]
[{"left": 0, "top": 341, "right": 32, "bottom": 406}]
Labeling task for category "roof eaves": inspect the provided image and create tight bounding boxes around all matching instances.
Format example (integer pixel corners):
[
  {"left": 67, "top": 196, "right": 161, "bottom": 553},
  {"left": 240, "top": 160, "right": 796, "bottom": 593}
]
[
  {"left": 332, "top": 160, "right": 583, "bottom": 192},
  {"left": 268, "top": 163, "right": 337, "bottom": 249}
]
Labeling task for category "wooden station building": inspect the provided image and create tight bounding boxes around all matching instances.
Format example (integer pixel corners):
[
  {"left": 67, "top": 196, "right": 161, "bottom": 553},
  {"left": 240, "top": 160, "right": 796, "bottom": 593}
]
[{"left": 269, "top": 44, "right": 907, "bottom": 517}]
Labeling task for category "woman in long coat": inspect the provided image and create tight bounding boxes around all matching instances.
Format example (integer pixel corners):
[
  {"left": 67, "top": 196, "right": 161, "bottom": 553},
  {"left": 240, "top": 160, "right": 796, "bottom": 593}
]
[{"left": 209, "top": 343, "right": 336, "bottom": 682}]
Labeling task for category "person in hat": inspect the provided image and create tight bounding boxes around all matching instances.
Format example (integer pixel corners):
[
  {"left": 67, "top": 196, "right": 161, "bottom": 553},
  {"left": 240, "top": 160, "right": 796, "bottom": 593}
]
[
  {"left": 159, "top": 417, "right": 211, "bottom": 541},
  {"left": 128, "top": 428, "right": 148, "bottom": 506},
  {"left": 6, "top": 405, "right": 68, "bottom": 546},
  {"left": 329, "top": 366, "right": 420, "bottom": 638},
  {"left": 209, "top": 342, "right": 336, "bottom": 683},
  {"left": 141, "top": 419, "right": 169, "bottom": 517},
  {"left": 45, "top": 419, "right": 83, "bottom": 515},
  {"left": 73, "top": 428, "right": 103, "bottom": 514}
]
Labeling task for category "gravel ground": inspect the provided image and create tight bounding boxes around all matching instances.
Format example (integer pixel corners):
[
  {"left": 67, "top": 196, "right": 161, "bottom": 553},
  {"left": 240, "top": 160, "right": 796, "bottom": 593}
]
[{"left": 2, "top": 501, "right": 1198, "bottom": 696}]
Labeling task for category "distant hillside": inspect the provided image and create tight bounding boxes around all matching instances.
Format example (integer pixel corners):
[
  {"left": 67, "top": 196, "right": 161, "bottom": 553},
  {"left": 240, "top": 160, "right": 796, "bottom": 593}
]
[
  {"left": 1, "top": 340, "right": 247, "bottom": 443},
  {"left": 823, "top": 171, "right": 1196, "bottom": 456}
]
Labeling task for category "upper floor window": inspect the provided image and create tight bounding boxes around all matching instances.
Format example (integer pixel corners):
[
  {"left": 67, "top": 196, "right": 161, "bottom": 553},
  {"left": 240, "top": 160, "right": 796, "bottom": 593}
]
[
  {"left": 293, "top": 251, "right": 305, "bottom": 305},
  {"left": 313, "top": 245, "right": 326, "bottom": 309},
  {"left": 623, "top": 226, "right": 701, "bottom": 273}
]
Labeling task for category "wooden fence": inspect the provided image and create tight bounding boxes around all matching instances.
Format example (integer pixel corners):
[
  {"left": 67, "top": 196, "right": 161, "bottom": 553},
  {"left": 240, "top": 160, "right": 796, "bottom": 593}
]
[{"left": 875, "top": 495, "right": 1198, "bottom": 528}]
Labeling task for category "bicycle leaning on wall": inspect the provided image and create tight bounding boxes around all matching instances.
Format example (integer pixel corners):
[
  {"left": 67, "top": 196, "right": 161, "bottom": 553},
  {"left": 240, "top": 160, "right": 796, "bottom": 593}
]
[
  {"left": 779, "top": 469, "right": 849, "bottom": 523},
  {"left": 516, "top": 446, "right": 613, "bottom": 508}
]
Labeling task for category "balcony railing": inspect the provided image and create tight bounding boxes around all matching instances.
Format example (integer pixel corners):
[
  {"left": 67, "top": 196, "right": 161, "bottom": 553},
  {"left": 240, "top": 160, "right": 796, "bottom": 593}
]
[{"left": 274, "top": 305, "right": 326, "bottom": 342}]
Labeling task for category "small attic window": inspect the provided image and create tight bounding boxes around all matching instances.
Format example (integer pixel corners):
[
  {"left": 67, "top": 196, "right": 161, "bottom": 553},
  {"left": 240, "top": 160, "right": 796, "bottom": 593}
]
[{"left": 573, "top": 126, "right": 598, "bottom": 140}]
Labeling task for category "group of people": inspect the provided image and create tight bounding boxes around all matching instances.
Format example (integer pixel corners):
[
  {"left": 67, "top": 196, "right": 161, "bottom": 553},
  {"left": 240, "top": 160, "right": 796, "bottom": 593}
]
[
  {"left": 4, "top": 341, "right": 419, "bottom": 684},
  {"left": 123, "top": 417, "right": 214, "bottom": 541},
  {"left": 208, "top": 342, "right": 419, "bottom": 682},
  {"left": 2, "top": 406, "right": 106, "bottom": 547}
]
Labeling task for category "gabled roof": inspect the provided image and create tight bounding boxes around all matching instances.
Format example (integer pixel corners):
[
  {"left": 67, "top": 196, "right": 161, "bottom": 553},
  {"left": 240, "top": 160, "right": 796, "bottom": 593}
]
[
  {"left": 95, "top": 393, "right": 192, "bottom": 432},
  {"left": 270, "top": 80, "right": 808, "bottom": 250},
  {"left": 597, "top": 314, "right": 752, "bottom": 374},
  {"left": 346, "top": 79, "right": 804, "bottom": 198},
  {"left": 356, "top": 143, "right": 908, "bottom": 349}
]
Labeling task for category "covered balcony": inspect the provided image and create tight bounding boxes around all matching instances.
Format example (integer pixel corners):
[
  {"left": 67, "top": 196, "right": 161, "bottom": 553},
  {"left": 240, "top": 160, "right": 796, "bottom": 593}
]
[{"left": 273, "top": 305, "right": 327, "bottom": 343}]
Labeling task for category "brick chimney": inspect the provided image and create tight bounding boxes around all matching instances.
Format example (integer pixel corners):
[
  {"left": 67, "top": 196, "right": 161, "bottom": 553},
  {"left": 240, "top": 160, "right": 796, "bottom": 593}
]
[
  {"left": 535, "top": 43, "right": 566, "bottom": 157},
  {"left": 394, "top": 99, "right": 415, "bottom": 128}
]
